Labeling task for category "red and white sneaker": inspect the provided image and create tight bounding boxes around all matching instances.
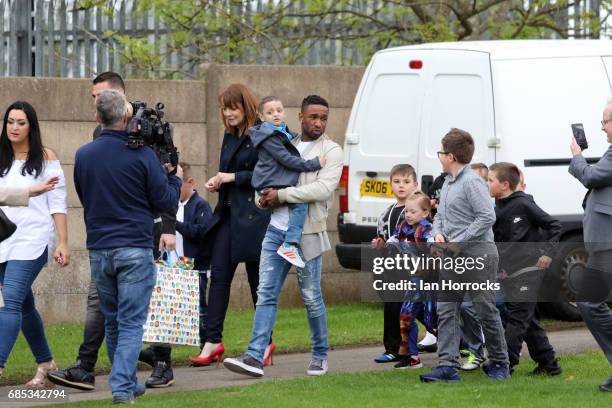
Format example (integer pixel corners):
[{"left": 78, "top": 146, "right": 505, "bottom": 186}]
[
  {"left": 277, "top": 243, "right": 306, "bottom": 268},
  {"left": 394, "top": 356, "right": 424, "bottom": 369}
]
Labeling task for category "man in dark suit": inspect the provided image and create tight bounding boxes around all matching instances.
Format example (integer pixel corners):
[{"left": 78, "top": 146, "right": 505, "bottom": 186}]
[{"left": 568, "top": 101, "right": 612, "bottom": 393}]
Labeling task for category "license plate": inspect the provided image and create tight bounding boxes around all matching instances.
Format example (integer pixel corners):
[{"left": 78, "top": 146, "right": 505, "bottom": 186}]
[{"left": 360, "top": 179, "right": 394, "bottom": 198}]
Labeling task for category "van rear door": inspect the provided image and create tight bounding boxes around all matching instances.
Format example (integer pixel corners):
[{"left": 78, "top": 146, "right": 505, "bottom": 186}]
[
  {"left": 416, "top": 50, "right": 496, "bottom": 189},
  {"left": 345, "top": 49, "right": 495, "bottom": 228},
  {"left": 345, "top": 50, "right": 425, "bottom": 227}
]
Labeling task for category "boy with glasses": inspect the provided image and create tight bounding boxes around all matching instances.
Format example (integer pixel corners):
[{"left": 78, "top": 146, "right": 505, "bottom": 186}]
[{"left": 421, "top": 129, "right": 509, "bottom": 383}]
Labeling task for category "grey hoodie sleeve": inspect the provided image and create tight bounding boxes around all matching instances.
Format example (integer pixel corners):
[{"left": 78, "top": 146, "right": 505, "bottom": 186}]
[
  {"left": 453, "top": 177, "right": 496, "bottom": 242},
  {"left": 261, "top": 136, "right": 322, "bottom": 172}
]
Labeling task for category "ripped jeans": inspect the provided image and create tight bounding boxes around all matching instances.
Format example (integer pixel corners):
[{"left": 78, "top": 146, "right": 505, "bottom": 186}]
[{"left": 246, "top": 225, "right": 328, "bottom": 363}]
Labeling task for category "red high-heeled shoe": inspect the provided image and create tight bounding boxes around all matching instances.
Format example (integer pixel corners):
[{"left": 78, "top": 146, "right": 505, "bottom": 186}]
[
  {"left": 263, "top": 342, "right": 276, "bottom": 367},
  {"left": 191, "top": 343, "right": 225, "bottom": 368}
]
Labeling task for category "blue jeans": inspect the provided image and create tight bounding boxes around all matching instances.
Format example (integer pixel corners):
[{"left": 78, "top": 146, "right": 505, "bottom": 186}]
[
  {"left": 285, "top": 203, "right": 307, "bottom": 245},
  {"left": 89, "top": 248, "right": 155, "bottom": 400},
  {"left": 0, "top": 248, "right": 51, "bottom": 368},
  {"left": 246, "top": 225, "right": 328, "bottom": 362}
]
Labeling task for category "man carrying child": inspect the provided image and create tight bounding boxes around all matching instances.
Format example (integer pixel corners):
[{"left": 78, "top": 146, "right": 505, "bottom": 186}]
[
  {"left": 249, "top": 96, "right": 325, "bottom": 268},
  {"left": 223, "top": 95, "right": 343, "bottom": 377}
]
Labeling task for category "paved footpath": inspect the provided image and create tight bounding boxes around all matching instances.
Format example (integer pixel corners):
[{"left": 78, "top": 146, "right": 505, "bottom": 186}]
[{"left": 0, "top": 328, "right": 602, "bottom": 407}]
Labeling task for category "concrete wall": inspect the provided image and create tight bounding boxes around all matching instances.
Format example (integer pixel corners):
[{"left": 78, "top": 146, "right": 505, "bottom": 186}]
[{"left": 1, "top": 63, "right": 366, "bottom": 324}]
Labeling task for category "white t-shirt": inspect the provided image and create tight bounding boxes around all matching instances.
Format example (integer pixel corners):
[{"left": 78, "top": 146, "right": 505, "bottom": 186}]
[
  {"left": 0, "top": 160, "right": 67, "bottom": 262},
  {"left": 269, "top": 141, "right": 314, "bottom": 231},
  {"left": 175, "top": 192, "right": 193, "bottom": 258}
]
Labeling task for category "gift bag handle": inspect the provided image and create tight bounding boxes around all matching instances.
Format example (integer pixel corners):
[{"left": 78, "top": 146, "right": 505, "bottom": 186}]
[{"left": 160, "top": 250, "right": 187, "bottom": 270}]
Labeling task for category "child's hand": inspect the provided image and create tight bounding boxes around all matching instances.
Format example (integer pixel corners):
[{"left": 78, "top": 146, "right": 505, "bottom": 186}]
[
  {"left": 536, "top": 255, "right": 552, "bottom": 269},
  {"left": 29, "top": 176, "right": 60, "bottom": 197},
  {"left": 318, "top": 156, "right": 327, "bottom": 167},
  {"left": 434, "top": 234, "right": 446, "bottom": 243},
  {"left": 371, "top": 237, "right": 384, "bottom": 249}
]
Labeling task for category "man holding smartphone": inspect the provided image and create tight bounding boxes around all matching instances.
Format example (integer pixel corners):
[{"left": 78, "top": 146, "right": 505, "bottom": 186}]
[{"left": 568, "top": 101, "right": 612, "bottom": 393}]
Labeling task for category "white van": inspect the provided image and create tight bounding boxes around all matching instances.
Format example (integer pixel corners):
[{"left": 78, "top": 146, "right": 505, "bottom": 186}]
[{"left": 336, "top": 40, "right": 612, "bottom": 320}]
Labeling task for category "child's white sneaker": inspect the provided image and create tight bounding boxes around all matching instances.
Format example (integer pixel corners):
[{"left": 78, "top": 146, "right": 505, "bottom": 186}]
[{"left": 277, "top": 243, "right": 306, "bottom": 268}]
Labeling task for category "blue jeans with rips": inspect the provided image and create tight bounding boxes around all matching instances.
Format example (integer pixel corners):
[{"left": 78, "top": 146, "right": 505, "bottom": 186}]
[
  {"left": 246, "top": 225, "right": 328, "bottom": 363},
  {"left": 89, "top": 247, "right": 156, "bottom": 400}
]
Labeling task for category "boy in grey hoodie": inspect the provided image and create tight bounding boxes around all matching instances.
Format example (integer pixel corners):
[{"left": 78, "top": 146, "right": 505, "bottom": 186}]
[
  {"left": 420, "top": 128, "right": 509, "bottom": 383},
  {"left": 251, "top": 96, "right": 325, "bottom": 267}
]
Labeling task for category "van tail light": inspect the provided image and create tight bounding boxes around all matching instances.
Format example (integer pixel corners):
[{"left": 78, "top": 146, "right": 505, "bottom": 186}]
[
  {"left": 339, "top": 166, "right": 349, "bottom": 213},
  {"left": 409, "top": 60, "right": 423, "bottom": 69}
]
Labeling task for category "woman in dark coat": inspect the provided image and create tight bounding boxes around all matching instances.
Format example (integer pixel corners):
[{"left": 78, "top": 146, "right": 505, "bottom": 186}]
[{"left": 191, "top": 84, "right": 272, "bottom": 366}]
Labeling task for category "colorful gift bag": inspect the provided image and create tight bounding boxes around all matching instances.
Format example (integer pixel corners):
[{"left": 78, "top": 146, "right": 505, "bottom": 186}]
[{"left": 143, "top": 254, "right": 200, "bottom": 346}]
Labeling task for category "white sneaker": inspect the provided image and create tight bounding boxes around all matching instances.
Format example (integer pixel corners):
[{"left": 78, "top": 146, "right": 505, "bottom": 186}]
[
  {"left": 277, "top": 243, "right": 306, "bottom": 268},
  {"left": 306, "top": 358, "right": 328, "bottom": 376},
  {"left": 418, "top": 331, "right": 437, "bottom": 346}
]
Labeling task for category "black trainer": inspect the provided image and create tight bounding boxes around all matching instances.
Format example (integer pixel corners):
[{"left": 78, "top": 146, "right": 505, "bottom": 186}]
[
  {"left": 138, "top": 348, "right": 155, "bottom": 367},
  {"left": 528, "top": 360, "right": 563, "bottom": 377},
  {"left": 46, "top": 361, "right": 95, "bottom": 391},
  {"left": 145, "top": 361, "right": 175, "bottom": 388},
  {"left": 417, "top": 343, "right": 437, "bottom": 353}
]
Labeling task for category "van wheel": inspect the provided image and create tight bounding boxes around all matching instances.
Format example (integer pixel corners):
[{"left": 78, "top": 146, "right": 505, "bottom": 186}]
[
  {"left": 559, "top": 241, "right": 588, "bottom": 300},
  {"left": 538, "top": 237, "right": 586, "bottom": 321}
]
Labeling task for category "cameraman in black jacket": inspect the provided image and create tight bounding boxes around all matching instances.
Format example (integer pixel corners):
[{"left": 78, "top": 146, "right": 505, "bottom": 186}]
[{"left": 48, "top": 72, "right": 178, "bottom": 390}]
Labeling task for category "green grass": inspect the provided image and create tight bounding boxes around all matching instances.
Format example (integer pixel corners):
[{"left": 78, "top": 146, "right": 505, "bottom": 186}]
[
  {"left": 1, "top": 303, "right": 383, "bottom": 385},
  {"left": 61, "top": 352, "right": 610, "bottom": 408},
  {"left": 0, "top": 302, "right": 584, "bottom": 387}
]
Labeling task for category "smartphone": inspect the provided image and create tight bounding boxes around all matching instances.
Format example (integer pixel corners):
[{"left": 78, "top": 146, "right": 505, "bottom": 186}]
[{"left": 571, "top": 123, "right": 588, "bottom": 150}]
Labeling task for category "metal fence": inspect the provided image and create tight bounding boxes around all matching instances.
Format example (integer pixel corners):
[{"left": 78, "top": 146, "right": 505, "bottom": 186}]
[
  {"left": 2, "top": 0, "right": 161, "bottom": 78},
  {"left": 0, "top": 0, "right": 609, "bottom": 79}
]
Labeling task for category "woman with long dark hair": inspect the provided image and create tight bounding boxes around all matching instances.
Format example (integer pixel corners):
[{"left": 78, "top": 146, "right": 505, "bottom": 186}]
[
  {"left": 191, "top": 84, "right": 274, "bottom": 366},
  {"left": 0, "top": 101, "right": 69, "bottom": 386}
]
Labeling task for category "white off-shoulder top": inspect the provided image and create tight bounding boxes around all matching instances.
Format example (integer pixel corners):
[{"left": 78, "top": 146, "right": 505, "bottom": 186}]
[{"left": 0, "top": 160, "right": 67, "bottom": 262}]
